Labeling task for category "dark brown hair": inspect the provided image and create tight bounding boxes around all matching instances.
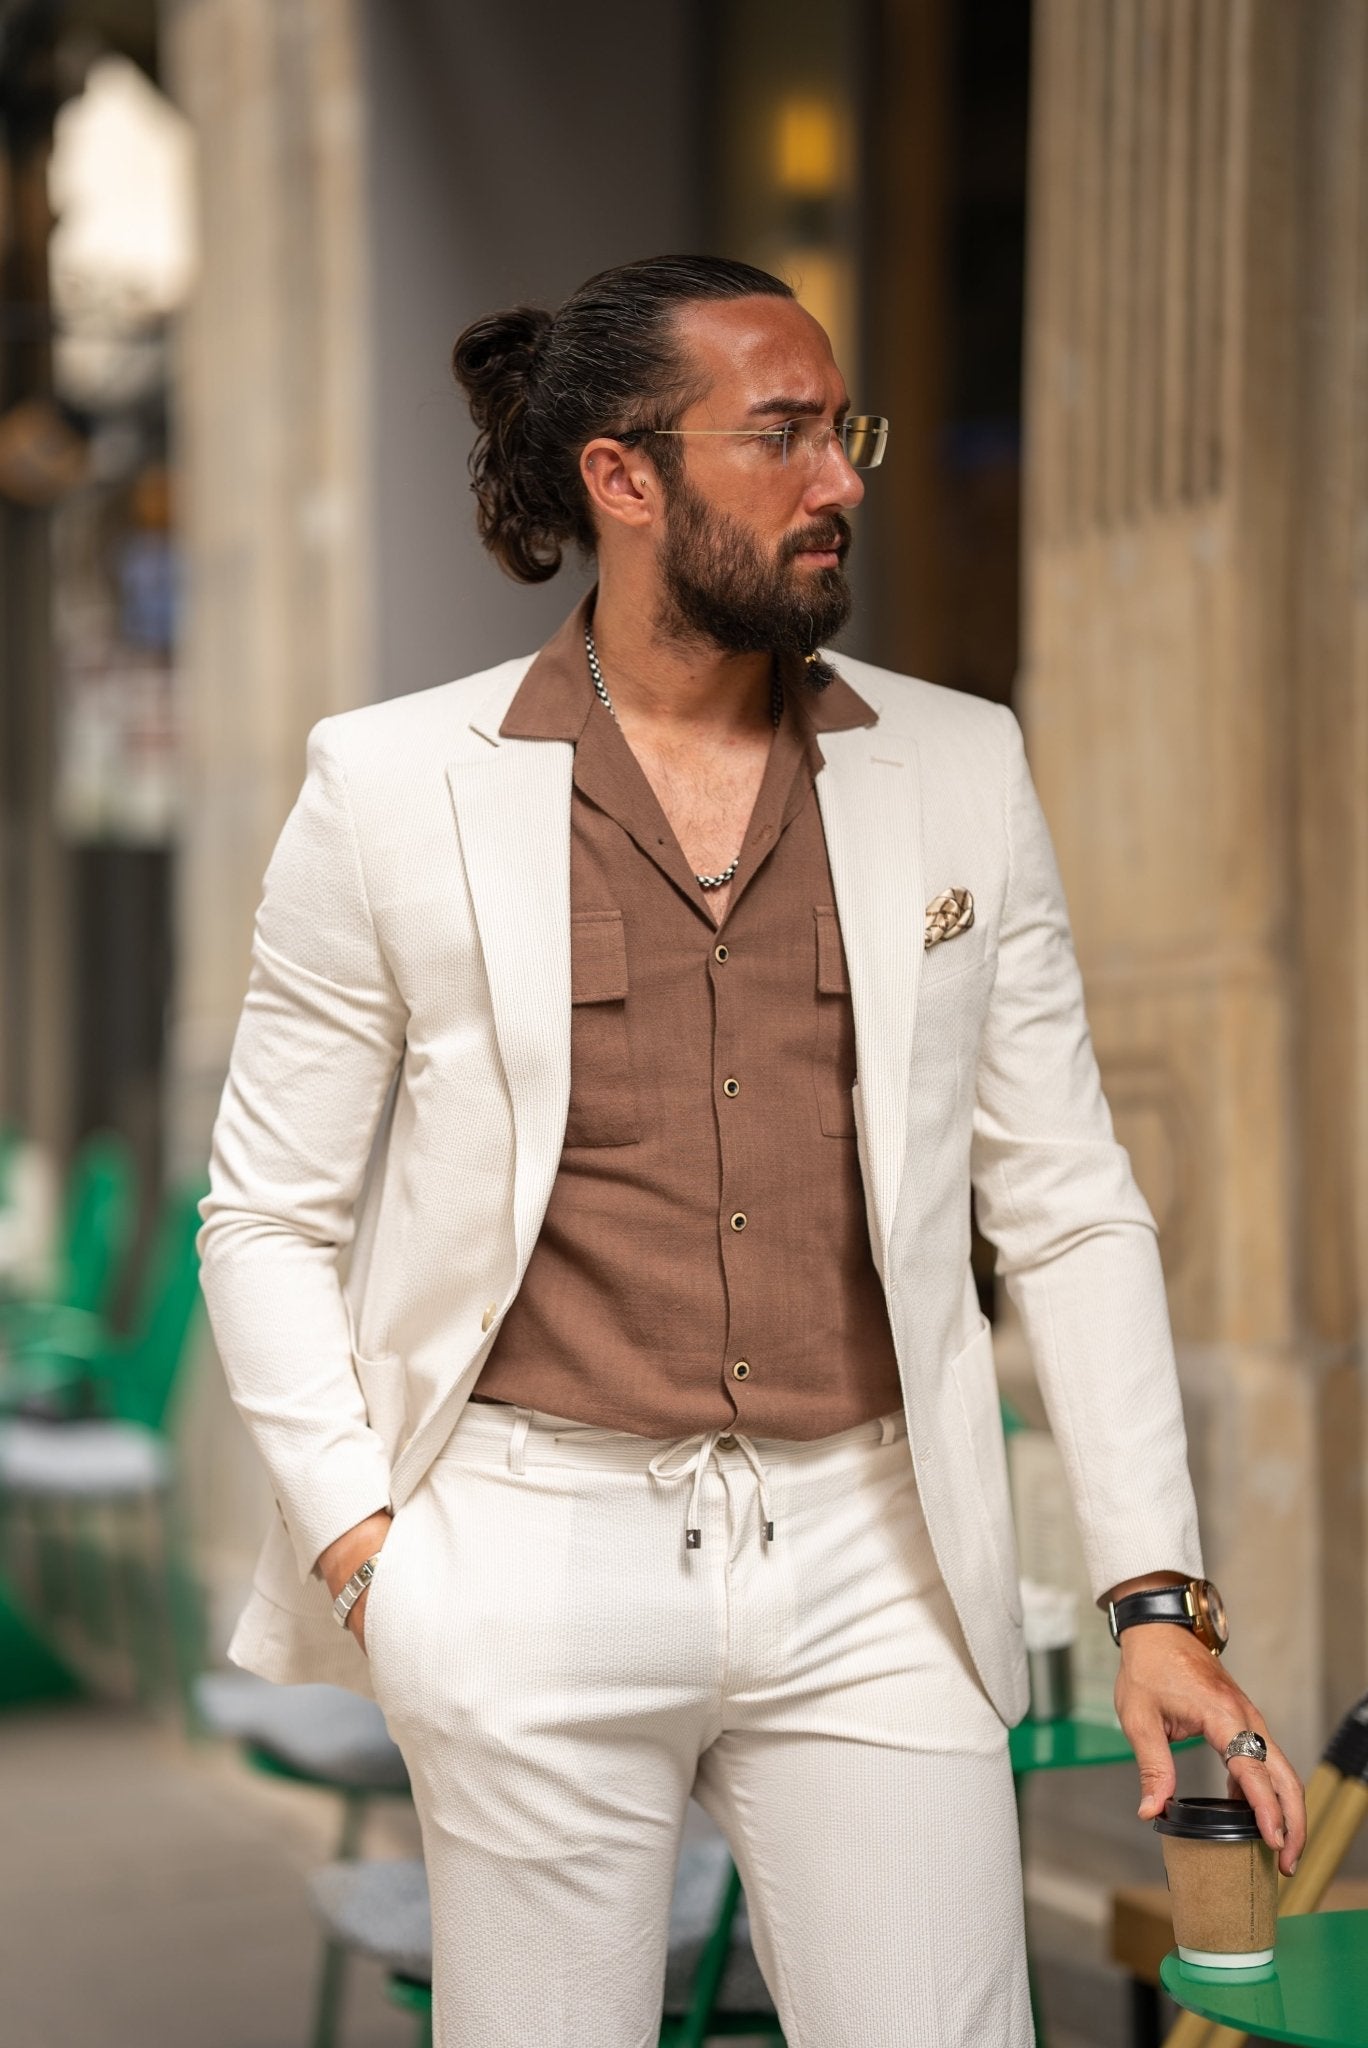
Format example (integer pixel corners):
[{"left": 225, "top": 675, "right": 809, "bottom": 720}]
[{"left": 451, "top": 254, "right": 794, "bottom": 584}]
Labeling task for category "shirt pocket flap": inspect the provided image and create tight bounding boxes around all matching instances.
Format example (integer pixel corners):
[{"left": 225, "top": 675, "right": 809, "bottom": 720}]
[
  {"left": 814, "top": 905, "right": 850, "bottom": 995},
  {"left": 571, "top": 911, "right": 629, "bottom": 1004}
]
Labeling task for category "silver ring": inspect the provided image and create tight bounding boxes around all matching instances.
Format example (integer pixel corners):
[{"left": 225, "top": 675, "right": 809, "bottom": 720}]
[{"left": 1224, "top": 1730, "right": 1268, "bottom": 1764}]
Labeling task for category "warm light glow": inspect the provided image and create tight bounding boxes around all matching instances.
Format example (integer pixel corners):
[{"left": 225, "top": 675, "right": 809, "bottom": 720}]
[
  {"left": 49, "top": 53, "right": 197, "bottom": 320},
  {"left": 774, "top": 97, "right": 840, "bottom": 198},
  {"left": 775, "top": 248, "right": 854, "bottom": 379}
]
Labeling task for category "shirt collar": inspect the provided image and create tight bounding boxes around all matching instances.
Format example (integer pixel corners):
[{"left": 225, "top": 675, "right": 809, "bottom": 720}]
[{"left": 498, "top": 588, "right": 880, "bottom": 743}]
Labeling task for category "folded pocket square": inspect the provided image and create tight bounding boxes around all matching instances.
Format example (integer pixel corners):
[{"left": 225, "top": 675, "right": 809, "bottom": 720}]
[{"left": 924, "top": 888, "right": 975, "bottom": 950}]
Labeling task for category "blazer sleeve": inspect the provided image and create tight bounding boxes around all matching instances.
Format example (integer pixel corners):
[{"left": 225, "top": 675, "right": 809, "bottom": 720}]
[
  {"left": 969, "top": 707, "right": 1204, "bottom": 1604},
  {"left": 198, "top": 720, "right": 406, "bottom": 1581}
]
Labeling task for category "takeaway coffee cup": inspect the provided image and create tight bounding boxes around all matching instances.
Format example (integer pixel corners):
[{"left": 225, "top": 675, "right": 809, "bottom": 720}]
[{"left": 1153, "top": 1797, "right": 1278, "bottom": 1968}]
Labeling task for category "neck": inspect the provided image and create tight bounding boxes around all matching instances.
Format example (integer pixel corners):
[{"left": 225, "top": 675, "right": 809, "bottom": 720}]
[{"left": 589, "top": 570, "right": 774, "bottom": 739}]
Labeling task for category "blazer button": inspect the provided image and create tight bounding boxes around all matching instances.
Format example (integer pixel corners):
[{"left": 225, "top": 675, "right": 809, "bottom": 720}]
[{"left": 481, "top": 1302, "right": 498, "bottom": 1332}]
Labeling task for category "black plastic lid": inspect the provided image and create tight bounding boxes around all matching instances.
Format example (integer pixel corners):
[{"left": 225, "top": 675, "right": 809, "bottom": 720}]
[{"left": 1153, "top": 1796, "right": 1262, "bottom": 1842}]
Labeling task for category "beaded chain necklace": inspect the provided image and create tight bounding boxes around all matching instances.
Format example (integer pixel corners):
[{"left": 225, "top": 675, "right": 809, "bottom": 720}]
[{"left": 583, "top": 624, "right": 784, "bottom": 891}]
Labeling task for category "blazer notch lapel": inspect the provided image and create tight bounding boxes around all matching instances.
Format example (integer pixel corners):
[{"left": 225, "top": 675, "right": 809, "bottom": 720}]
[
  {"left": 445, "top": 738, "right": 573, "bottom": 1271},
  {"left": 813, "top": 726, "right": 924, "bottom": 1258}
]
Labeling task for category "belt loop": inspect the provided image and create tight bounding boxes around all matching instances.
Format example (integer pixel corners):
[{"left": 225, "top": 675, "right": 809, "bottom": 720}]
[
  {"left": 879, "top": 1413, "right": 897, "bottom": 1445},
  {"left": 508, "top": 1407, "right": 532, "bottom": 1475}
]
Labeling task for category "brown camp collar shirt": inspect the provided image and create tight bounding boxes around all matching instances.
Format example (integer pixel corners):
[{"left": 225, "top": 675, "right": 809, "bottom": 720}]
[{"left": 474, "top": 596, "right": 903, "bottom": 1440}]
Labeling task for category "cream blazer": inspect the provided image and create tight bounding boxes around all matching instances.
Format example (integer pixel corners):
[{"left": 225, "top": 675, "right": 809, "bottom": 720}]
[{"left": 200, "top": 650, "right": 1203, "bottom": 1723}]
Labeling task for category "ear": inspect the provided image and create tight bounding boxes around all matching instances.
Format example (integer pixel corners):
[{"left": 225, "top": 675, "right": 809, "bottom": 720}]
[{"left": 580, "top": 435, "right": 664, "bottom": 537}]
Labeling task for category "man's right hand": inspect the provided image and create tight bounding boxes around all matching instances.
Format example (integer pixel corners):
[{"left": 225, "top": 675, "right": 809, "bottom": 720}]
[{"left": 316, "top": 1508, "right": 394, "bottom": 1651}]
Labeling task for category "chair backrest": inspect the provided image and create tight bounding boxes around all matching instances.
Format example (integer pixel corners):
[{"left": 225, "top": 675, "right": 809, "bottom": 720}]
[
  {"left": 111, "top": 1182, "right": 208, "bottom": 1431},
  {"left": 60, "top": 1132, "right": 138, "bottom": 1315}
]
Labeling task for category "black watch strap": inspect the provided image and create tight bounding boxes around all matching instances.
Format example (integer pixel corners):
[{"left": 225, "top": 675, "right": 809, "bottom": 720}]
[
  {"left": 1108, "top": 1586, "right": 1195, "bottom": 1644},
  {"left": 1108, "top": 1578, "right": 1227, "bottom": 1655}
]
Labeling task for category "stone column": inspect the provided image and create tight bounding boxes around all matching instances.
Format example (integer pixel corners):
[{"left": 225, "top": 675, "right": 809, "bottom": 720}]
[
  {"left": 161, "top": 0, "right": 375, "bottom": 1620},
  {"left": 163, "top": 0, "right": 373, "bottom": 1178},
  {"left": 1021, "top": 0, "right": 1368, "bottom": 1766}
]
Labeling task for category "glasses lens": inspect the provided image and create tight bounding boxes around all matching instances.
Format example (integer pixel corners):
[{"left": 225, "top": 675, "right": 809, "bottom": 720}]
[{"left": 842, "top": 416, "right": 889, "bottom": 469}]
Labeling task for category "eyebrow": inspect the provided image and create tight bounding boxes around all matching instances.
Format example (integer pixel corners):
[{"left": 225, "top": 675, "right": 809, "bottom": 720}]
[{"left": 745, "top": 395, "right": 852, "bottom": 421}]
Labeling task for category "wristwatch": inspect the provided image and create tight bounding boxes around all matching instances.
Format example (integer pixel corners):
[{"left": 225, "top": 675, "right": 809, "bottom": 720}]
[
  {"left": 332, "top": 1553, "right": 381, "bottom": 1630},
  {"left": 1107, "top": 1577, "right": 1228, "bottom": 1656}
]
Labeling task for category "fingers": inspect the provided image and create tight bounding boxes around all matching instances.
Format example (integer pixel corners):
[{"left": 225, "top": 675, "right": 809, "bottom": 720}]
[
  {"left": 1225, "top": 1738, "right": 1306, "bottom": 1877},
  {"left": 1216, "top": 1716, "right": 1306, "bottom": 1877},
  {"left": 1129, "top": 1713, "right": 1179, "bottom": 1821}
]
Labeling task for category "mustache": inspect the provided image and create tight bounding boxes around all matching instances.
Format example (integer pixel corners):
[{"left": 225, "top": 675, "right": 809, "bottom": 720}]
[{"left": 781, "top": 515, "right": 853, "bottom": 563}]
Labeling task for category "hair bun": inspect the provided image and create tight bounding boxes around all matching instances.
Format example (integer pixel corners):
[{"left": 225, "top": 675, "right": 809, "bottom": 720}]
[
  {"left": 451, "top": 256, "right": 794, "bottom": 586},
  {"left": 451, "top": 306, "right": 553, "bottom": 430}
]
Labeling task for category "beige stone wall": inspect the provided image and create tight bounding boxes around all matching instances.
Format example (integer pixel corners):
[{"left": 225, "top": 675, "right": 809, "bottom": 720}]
[
  {"left": 1021, "top": 0, "right": 1368, "bottom": 1782},
  {"left": 161, "top": 0, "right": 376, "bottom": 1630},
  {"left": 163, "top": 0, "right": 374, "bottom": 1177}
]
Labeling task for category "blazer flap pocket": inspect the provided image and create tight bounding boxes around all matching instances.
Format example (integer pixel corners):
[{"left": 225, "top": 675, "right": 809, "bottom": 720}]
[
  {"left": 571, "top": 911, "right": 629, "bottom": 1004},
  {"left": 814, "top": 905, "right": 850, "bottom": 995}
]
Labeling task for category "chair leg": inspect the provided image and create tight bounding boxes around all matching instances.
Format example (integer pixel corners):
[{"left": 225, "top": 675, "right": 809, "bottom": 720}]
[
  {"left": 305, "top": 1793, "right": 369, "bottom": 2048},
  {"left": 661, "top": 1861, "right": 746, "bottom": 2048},
  {"left": 309, "top": 1937, "right": 350, "bottom": 2048},
  {"left": 160, "top": 1486, "right": 208, "bottom": 1723},
  {"left": 1129, "top": 1976, "right": 1162, "bottom": 2048}
]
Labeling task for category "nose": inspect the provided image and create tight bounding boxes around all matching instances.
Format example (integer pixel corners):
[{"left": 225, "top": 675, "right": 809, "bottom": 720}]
[{"left": 805, "top": 436, "right": 865, "bottom": 514}]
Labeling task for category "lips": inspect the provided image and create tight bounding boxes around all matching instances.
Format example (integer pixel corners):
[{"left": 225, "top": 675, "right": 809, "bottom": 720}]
[{"left": 784, "top": 518, "right": 852, "bottom": 564}]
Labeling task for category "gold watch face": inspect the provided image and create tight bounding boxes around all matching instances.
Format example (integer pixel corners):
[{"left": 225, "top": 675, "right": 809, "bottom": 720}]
[{"left": 1190, "top": 1579, "right": 1229, "bottom": 1653}]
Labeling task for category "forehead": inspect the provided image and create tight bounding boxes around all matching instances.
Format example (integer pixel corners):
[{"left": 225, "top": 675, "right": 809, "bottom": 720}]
[{"left": 670, "top": 295, "right": 846, "bottom": 418}]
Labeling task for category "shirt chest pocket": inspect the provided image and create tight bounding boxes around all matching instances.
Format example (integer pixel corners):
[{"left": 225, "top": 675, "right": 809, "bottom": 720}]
[
  {"left": 813, "top": 905, "right": 858, "bottom": 1139},
  {"left": 565, "top": 910, "right": 641, "bottom": 1148}
]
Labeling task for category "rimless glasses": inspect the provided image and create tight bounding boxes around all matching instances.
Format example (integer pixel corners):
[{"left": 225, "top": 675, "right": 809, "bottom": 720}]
[{"left": 613, "top": 414, "right": 890, "bottom": 470}]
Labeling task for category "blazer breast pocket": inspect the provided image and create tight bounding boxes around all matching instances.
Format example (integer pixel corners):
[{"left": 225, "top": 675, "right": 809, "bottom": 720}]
[
  {"left": 564, "top": 910, "right": 641, "bottom": 1149},
  {"left": 920, "top": 918, "right": 994, "bottom": 991}
]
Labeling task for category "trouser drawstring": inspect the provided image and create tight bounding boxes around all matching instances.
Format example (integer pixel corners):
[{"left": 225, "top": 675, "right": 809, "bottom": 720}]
[{"left": 647, "top": 1429, "right": 775, "bottom": 1550}]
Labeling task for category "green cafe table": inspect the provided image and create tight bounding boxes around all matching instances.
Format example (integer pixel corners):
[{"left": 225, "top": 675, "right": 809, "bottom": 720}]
[
  {"left": 1161, "top": 1910, "right": 1368, "bottom": 2047},
  {"left": 1009, "top": 1709, "right": 1204, "bottom": 1776}
]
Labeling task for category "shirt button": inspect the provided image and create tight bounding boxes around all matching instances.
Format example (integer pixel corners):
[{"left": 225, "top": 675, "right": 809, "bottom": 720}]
[
  {"left": 714, "top": 943, "right": 729, "bottom": 962},
  {"left": 723, "top": 1078, "right": 740, "bottom": 1098},
  {"left": 731, "top": 1361, "right": 751, "bottom": 1382},
  {"left": 729, "top": 1211, "right": 747, "bottom": 1231}
]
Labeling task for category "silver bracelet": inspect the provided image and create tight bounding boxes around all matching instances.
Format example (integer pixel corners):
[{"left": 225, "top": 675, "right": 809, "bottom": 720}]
[{"left": 332, "top": 1554, "right": 381, "bottom": 1629}]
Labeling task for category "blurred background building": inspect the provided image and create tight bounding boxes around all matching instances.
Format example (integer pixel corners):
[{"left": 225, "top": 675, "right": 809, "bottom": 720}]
[{"left": 2, "top": 0, "right": 1367, "bottom": 2023}]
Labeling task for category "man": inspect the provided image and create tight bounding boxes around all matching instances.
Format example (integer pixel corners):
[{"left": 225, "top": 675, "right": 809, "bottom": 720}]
[{"left": 201, "top": 255, "right": 1303, "bottom": 2047}]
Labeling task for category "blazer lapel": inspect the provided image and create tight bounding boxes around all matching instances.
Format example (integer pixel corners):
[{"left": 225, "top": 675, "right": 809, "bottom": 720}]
[
  {"left": 446, "top": 725, "right": 574, "bottom": 1276},
  {"left": 813, "top": 723, "right": 924, "bottom": 1259}
]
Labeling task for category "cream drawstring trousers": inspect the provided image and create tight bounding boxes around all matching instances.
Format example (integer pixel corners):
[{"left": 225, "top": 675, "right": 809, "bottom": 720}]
[{"left": 363, "top": 1398, "right": 1034, "bottom": 2048}]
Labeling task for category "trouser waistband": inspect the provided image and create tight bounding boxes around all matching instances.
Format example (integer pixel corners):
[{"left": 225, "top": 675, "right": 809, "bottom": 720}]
[{"left": 438, "top": 1400, "right": 908, "bottom": 1552}]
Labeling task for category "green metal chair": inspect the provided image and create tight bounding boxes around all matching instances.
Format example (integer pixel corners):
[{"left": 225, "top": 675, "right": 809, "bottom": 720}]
[
  {"left": 194, "top": 1672, "right": 414, "bottom": 2048},
  {"left": 0, "top": 1132, "right": 138, "bottom": 1397},
  {"left": 3, "top": 1178, "right": 199, "bottom": 1422},
  {"left": 0, "top": 1181, "right": 208, "bottom": 1713}
]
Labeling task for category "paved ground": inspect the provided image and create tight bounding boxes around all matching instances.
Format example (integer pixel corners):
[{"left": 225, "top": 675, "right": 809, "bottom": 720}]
[
  {"left": 0, "top": 1697, "right": 1167, "bottom": 2048},
  {"left": 0, "top": 1701, "right": 419, "bottom": 2048}
]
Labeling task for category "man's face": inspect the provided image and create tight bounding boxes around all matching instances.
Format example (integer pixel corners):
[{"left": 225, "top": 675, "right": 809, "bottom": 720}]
[{"left": 652, "top": 297, "right": 865, "bottom": 662}]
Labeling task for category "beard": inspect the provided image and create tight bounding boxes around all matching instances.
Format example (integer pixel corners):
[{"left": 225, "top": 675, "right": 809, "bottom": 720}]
[{"left": 655, "top": 473, "right": 853, "bottom": 684}]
